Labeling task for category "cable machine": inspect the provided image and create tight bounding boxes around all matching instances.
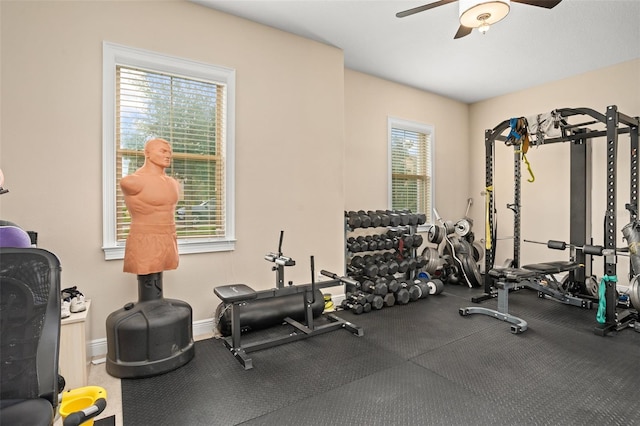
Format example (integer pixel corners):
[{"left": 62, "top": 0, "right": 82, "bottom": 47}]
[{"left": 480, "top": 105, "right": 639, "bottom": 336}]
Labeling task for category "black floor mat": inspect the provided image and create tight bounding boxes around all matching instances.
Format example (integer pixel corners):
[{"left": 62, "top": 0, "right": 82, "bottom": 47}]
[{"left": 122, "top": 284, "right": 640, "bottom": 426}]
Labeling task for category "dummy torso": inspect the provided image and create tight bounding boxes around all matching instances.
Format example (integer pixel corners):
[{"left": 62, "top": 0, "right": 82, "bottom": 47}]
[{"left": 120, "top": 139, "right": 180, "bottom": 275}]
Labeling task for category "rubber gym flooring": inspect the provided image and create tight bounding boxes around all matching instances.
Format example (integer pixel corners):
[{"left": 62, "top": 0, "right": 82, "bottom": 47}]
[{"left": 122, "top": 285, "right": 640, "bottom": 425}]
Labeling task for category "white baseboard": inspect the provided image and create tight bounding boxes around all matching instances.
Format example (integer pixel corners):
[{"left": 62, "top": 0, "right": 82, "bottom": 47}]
[{"left": 89, "top": 318, "right": 215, "bottom": 359}]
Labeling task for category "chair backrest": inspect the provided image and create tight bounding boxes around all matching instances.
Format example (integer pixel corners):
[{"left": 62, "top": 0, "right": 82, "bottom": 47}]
[{"left": 0, "top": 248, "right": 61, "bottom": 407}]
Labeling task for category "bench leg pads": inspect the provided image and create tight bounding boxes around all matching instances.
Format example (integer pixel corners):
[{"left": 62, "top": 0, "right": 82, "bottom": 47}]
[{"left": 459, "top": 307, "right": 528, "bottom": 334}]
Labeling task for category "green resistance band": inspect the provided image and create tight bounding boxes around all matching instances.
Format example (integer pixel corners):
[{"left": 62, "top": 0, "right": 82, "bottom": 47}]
[{"left": 596, "top": 274, "right": 617, "bottom": 324}]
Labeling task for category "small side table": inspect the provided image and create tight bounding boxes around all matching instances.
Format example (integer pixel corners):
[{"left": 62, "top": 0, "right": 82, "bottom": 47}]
[{"left": 60, "top": 300, "right": 91, "bottom": 390}]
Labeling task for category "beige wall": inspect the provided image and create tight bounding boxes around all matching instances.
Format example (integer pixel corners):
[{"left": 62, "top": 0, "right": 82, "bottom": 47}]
[
  {"left": 344, "top": 70, "right": 470, "bottom": 221},
  {"left": 1, "top": 1, "right": 346, "bottom": 342},
  {"left": 469, "top": 59, "right": 640, "bottom": 278}
]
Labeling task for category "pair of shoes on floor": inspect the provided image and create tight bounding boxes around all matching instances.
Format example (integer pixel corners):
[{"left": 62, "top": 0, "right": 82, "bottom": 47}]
[
  {"left": 61, "top": 285, "right": 87, "bottom": 315},
  {"left": 61, "top": 299, "right": 71, "bottom": 319}
]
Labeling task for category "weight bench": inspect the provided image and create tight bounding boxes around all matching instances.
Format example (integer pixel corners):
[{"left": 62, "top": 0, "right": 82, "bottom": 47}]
[
  {"left": 460, "top": 267, "right": 536, "bottom": 334},
  {"left": 460, "top": 261, "right": 592, "bottom": 333},
  {"left": 215, "top": 276, "right": 363, "bottom": 370},
  {"left": 521, "top": 261, "right": 592, "bottom": 309}
]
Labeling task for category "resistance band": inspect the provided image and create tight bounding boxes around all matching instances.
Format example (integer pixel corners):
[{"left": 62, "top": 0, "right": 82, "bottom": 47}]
[
  {"left": 485, "top": 185, "right": 493, "bottom": 251},
  {"left": 596, "top": 274, "right": 617, "bottom": 324}
]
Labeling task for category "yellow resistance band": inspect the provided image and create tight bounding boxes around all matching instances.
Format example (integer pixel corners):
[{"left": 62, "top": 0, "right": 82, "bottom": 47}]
[{"left": 485, "top": 185, "right": 493, "bottom": 251}]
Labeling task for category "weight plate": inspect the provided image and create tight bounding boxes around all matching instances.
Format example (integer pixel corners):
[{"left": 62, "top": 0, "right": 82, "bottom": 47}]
[
  {"left": 585, "top": 275, "right": 599, "bottom": 298},
  {"left": 460, "top": 255, "right": 482, "bottom": 288},
  {"left": 454, "top": 219, "right": 471, "bottom": 237},
  {"left": 427, "top": 278, "right": 445, "bottom": 295},
  {"left": 444, "top": 220, "right": 455, "bottom": 235},
  {"left": 428, "top": 224, "right": 443, "bottom": 244},
  {"left": 472, "top": 241, "right": 485, "bottom": 262}
]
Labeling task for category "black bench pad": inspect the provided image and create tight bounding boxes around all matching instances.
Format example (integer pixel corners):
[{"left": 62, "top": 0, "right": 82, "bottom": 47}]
[
  {"left": 214, "top": 284, "right": 257, "bottom": 303},
  {"left": 522, "top": 261, "right": 580, "bottom": 274},
  {"left": 488, "top": 267, "right": 538, "bottom": 281}
]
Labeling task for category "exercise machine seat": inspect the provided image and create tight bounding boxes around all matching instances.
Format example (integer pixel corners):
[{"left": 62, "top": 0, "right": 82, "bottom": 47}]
[
  {"left": 522, "top": 261, "right": 580, "bottom": 274},
  {"left": 214, "top": 284, "right": 257, "bottom": 303},
  {"left": 488, "top": 267, "right": 538, "bottom": 282}
]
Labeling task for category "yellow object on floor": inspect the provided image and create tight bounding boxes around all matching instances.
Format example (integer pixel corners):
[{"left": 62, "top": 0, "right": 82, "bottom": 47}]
[
  {"left": 59, "top": 386, "right": 108, "bottom": 426},
  {"left": 324, "top": 294, "right": 334, "bottom": 311}
]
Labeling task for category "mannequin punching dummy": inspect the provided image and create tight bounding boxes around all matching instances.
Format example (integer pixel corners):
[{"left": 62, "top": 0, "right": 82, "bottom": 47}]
[
  {"left": 107, "top": 140, "right": 195, "bottom": 378},
  {"left": 120, "top": 139, "right": 180, "bottom": 276}
]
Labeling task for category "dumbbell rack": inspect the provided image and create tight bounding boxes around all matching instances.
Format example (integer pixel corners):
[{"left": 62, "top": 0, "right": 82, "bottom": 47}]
[{"left": 343, "top": 210, "right": 427, "bottom": 312}]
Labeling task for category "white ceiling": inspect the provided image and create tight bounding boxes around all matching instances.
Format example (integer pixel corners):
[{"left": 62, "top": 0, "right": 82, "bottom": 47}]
[{"left": 191, "top": 0, "right": 640, "bottom": 104}]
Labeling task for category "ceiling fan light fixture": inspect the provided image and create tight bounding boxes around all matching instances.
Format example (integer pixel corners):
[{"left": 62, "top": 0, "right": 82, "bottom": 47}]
[
  {"left": 459, "top": 0, "right": 510, "bottom": 29},
  {"left": 478, "top": 20, "right": 491, "bottom": 34}
]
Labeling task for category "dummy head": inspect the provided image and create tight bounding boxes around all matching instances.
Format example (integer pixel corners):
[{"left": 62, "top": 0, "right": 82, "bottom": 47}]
[{"left": 144, "top": 138, "right": 173, "bottom": 170}]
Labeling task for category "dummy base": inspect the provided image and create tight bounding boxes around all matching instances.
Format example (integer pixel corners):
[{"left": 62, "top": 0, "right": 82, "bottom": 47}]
[{"left": 105, "top": 297, "right": 195, "bottom": 378}]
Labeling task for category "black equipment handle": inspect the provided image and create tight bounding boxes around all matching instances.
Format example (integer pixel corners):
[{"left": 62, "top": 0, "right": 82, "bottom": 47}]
[
  {"left": 278, "top": 230, "right": 284, "bottom": 256},
  {"left": 309, "top": 255, "right": 316, "bottom": 304},
  {"left": 63, "top": 398, "right": 107, "bottom": 426},
  {"left": 547, "top": 240, "right": 567, "bottom": 250},
  {"left": 320, "top": 270, "right": 358, "bottom": 287}
]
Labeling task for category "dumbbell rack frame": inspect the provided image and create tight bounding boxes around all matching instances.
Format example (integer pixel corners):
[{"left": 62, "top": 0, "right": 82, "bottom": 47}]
[
  {"left": 344, "top": 212, "right": 420, "bottom": 297},
  {"left": 482, "top": 105, "right": 639, "bottom": 336}
]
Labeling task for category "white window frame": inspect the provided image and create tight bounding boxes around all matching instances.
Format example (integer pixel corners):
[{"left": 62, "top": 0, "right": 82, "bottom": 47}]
[
  {"left": 387, "top": 116, "right": 435, "bottom": 232},
  {"left": 102, "top": 42, "right": 236, "bottom": 260}
]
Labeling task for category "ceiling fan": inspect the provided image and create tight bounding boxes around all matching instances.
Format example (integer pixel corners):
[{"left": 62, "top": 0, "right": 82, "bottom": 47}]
[{"left": 396, "top": 0, "right": 563, "bottom": 39}]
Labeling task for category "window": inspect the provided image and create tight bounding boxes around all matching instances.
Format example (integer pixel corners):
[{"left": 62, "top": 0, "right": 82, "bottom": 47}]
[
  {"left": 388, "top": 117, "right": 434, "bottom": 228},
  {"left": 102, "top": 42, "right": 235, "bottom": 260}
]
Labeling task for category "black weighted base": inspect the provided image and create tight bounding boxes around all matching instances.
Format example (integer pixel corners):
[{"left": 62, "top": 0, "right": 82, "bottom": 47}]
[{"left": 105, "top": 273, "right": 195, "bottom": 378}]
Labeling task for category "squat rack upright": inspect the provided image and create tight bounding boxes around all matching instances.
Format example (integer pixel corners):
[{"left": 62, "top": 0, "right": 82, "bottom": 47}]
[{"left": 482, "top": 105, "right": 640, "bottom": 336}]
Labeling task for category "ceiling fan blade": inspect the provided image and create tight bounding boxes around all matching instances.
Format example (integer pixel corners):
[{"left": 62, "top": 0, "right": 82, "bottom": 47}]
[
  {"left": 512, "top": 0, "right": 562, "bottom": 9},
  {"left": 454, "top": 25, "right": 472, "bottom": 39},
  {"left": 396, "top": 0, "right": 458, "bottom": 18}
]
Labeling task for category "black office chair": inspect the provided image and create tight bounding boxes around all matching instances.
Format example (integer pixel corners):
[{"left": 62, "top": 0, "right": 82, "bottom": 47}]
[
  {"left": 0, "top": 247, "right": 109, "bottom": 426},
  {"left": 0, "top": 247, "right": 62, "bottom": 426}
]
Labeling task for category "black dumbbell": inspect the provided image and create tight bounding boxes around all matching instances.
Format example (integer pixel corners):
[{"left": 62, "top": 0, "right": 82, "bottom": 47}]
[
  {"left": 366, "top": 211, "right": 383, "bottom": 228},
  {"left": 345, "top": 211, "right": 362, "bottom": 229},
  {"left": 361, "top": 278, "right": 388, "bottom": 296},
  {"left": 387, "top": 259, "right": 399, "bottom": 274},
  {"left": 407, "top": 257, "right": 417, "bottom": 271},
  {"left": 386, "top": 211, "right": 403, "bottom": 227},
  {"left": 357, "top": 210, "right": 372, "bottom": 228},
  {"left": 411, "top": 279, "right": 430, "bottom": 299},
  {"left": 347, "top": 237, "right": 362, "bottom": 253},
  {"left": 407, "top": 283, "right": 421, "bottom": 301},
  {"left": 371, "top": 295, "right": 384, "bottom": 310},
  {"left": 365, "top": 235, "right": 378, "bottom": 251},
  {"left": 349, "top": 257, "right": 378, "bottom": 278},
  {"left": 341, "top": 299, "right": 364, "bottom": 314},
  {"left": 346, "top": 292, "right": 368, "bottom": 305},
  {"left": 385, "top": 276, "right": 400, "bottom": 293},
  {"left": 349, "top": 291, "right": 374, "bottom": 304},
  {"left": 376, "top": 260, "right": 389, "bottom": 276},
  {"left": 383, "top": 293, "right": 396, "bottom": 307},
  {"left": 403, "top": 234, "right": 415, "bottom": 248},
  {"left": 375, "top": 210, "right": 391, "bottom": 227},
  {"left": 397, "top": 258, "right": 410, "bottom": 273},
  {"left": 394, "top": 286, "right": 410, "bottom": 305}
]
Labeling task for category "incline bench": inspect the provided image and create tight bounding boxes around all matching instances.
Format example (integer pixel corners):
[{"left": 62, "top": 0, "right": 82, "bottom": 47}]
[{"left": 459, "top": 260, "right": 592, "bottom": 334}]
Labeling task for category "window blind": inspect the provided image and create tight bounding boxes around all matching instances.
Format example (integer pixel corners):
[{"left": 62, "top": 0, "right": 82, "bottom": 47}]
[
  {"left": 115, "top": 65, "right": 226, "bottom": 241},
  {"left": 390, "top": 127, "right": 431, "bottom": 217}
]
